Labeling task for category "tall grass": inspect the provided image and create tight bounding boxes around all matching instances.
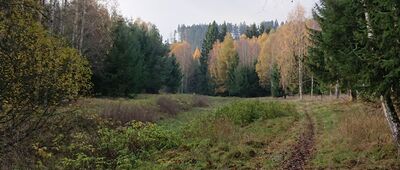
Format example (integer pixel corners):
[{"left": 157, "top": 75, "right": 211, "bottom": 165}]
[
  {"left": 215, "top": 100, "right": 297, "bottom": 126},
  {"left": 101, "top": 102, "right": 160, "bottom": 123},
  {"left": 337, "top": 104, "right": 392, "bottom": 150}
]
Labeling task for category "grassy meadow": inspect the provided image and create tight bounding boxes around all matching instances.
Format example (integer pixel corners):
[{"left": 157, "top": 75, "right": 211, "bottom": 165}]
[{"left": 5, "top": 94, "right": 396, "bottom": 169}]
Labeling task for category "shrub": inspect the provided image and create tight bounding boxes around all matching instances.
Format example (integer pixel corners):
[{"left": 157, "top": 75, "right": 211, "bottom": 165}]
[
  {"left": 156, "top": 97, "right": 181, "bottom": 116},
  {"left": 101, "top": 102, "right": 160, "bottom": 123},
  {"left": 0, "top": 1, "right": 91, "bottom": 162},
  {"left": 215, "top": 101, "right": 296, "bottom": 126},
  {"left": 192, "top": 95, "right": 210, "bottom": 107}
]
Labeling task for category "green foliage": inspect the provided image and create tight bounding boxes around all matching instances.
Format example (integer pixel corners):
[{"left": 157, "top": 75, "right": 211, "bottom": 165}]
[
  {"left": 215, "top": 101, "right": 296, "bottom": 126},
  {"left": 245, "top": 24, "right": 260, "bottom": 38},
  {"left": 229, "top": 66, "right": 267, "bottom": 97},
  {"left": 0, "top": 0, "right": 91, "bottom": 154},
  {"left": 270, "top": 64, "right": 283, "bottom": 97},
  {"left": 162, "top": 55, "right": 183, "bottom": 93},
  {"left": 98, "top": 19, "right": 176, "bottom": 96},
  {"left": 196, "top": 21, "right": 220, "bottom": 95},
  {"left": 307, "top": 0, "right": 364, "bottom": 93},
  {"left": 219, "top": 22, "right": 228, "bottom": 42},
  {"left": 357, "top": 0, "right": 400, "bottom": 97},
  {"left": 60, "top": 121, "right": 181, "bottom": 169}
]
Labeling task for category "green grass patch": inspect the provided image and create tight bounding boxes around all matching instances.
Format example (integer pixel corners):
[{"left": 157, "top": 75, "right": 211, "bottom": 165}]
[{"left": 215, "top": 100, "right": 297, "bottom": 126}]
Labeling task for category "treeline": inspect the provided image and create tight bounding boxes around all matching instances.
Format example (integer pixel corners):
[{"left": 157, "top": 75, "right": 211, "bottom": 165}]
[
  {"left": 307, "top": 0, "right": 400, "bottom": 152},
  {"left": 172, "top": 5, "right": 319, "bottom": 98},
  {"left": 38, "top": 0, "right": 183, "bottom": 96},
  {"left": 175, "top": 20, "right": 280, "bottom": 52}
]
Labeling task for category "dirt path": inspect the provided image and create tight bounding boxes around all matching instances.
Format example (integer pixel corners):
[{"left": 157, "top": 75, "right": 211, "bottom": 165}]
[{"left": 282, "top": 112, "right": 315, "bottom": 170}]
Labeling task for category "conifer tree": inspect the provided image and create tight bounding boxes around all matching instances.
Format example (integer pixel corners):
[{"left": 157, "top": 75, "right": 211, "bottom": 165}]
[
  {"left": 162, "top": 55, "right": 183, "bottom": 93},
  {"left": 197, "top": 21, "right": 219, "bottom": 94}
]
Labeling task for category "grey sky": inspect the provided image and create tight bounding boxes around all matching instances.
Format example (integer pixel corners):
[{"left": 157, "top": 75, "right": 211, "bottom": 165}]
[{"left": 117, "top": 0, "right": 319, "bottom": 40}]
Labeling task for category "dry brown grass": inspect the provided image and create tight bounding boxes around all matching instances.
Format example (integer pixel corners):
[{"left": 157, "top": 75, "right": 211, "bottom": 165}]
[
  {"left": 101, "top": 102, "right": 160, "bottom": 123},
  {"left": 337, "top": 103, "right": 393, "bottom": 150},
  {"left": 156, "top": 96, "right": 182, "bottom": 116},
  {"left": 192, "top": 95, "right": 210, "bottom": 107}
]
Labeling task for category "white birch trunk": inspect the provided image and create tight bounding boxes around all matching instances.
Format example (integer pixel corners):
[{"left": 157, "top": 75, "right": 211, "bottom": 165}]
[
  {"left": 72, "top": 1, "right": 79, "bottom": 48},
  {"left": 381, "top": 95, "right": 400, "bottom": 154},
  {"left": 311, "top": 75, "right": 314, "bottom": 97},
  {"left": 79, "top": 0, "right": 86, "bottom": 53}
]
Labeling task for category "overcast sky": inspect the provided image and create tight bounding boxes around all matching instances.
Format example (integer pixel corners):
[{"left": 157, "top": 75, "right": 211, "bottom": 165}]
[{"left": 117, "top": 0, "right": 319, "bottom": 40}]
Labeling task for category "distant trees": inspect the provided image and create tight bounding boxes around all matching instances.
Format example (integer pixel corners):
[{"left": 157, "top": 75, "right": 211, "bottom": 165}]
[
  {"left": 256, "top": 4, "right": 310, "bottom": 98},
  {"left": 209, "top": 33, "right": 239, "bottom": 94},
  {"left": 176, "top": 21, "right": 279, "bottom": 51},
  {"left": 229, "top": 66, "right": 266, "bottom": 97},
  {"left": 207, "top": 32, "right": 267, "bottom": 97},
  {"left": 308, "top": 0, "right": 400, "bottom": 152},
  {"left": 170, "top": 41, "right": 195, "bottom": 92},
  {"left": 197, "top": 21, "right": 220, "bottom": 94},
  {"left": 0, "top": 0, "right": 91, "bottom": 152}
]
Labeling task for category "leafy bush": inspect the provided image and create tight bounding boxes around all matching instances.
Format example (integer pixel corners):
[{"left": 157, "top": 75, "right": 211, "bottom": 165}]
[
  {"left": 215, "top": 101, "right": 296, "bottom": 126},
  {"left": 0, "top": 1, "right": 91, "bottom": 163}
]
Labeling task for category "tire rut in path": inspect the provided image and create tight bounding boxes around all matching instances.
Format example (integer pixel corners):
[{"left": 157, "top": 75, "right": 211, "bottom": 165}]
[{"left": 282, "top": 112, "right": 315, "bottom": 170}]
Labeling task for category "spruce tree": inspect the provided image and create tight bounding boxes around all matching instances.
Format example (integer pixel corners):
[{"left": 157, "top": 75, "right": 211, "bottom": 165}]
[
  {"left": 309, "top": 0, "right": 400, "bottom": 152},
  {"left": 162, "top": 55, "right": 183, "bottom": 93},
  {"left": 357, "top": 0, "right": 400, "bottom": 152},
  {"left": 270, "top": 64, "right": 282, "bottom": 97},
  {"left": 307, "top": 0, "right": 364, "bottom": 99},
  {"left": 219, "top": 22, "right": 228, "bottom": 41},
  {"left": 197, "top": 21, "right": 219, "bottom": 94}
]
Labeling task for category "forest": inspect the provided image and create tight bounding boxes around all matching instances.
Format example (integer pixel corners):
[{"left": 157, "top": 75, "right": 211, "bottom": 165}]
[{"left": 1, "top": 0, "right": 400, "bottom": 169}]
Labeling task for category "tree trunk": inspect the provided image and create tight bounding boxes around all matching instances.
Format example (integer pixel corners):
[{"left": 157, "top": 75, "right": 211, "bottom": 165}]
[
  {"left": 299, "top": 53, "right": 303, "bottom": 100},
  {"left": 79, "top": 0, "right": 86, "bottom": 53},
  {"left": 72, "top": 1, "right": 79, "bottom": 48},
  {"left": 49, "top": 0, "right": 55, "bottom": 33},
  {"left": 61, "top": 0, "right": 67, "bottom": 34},
  {"left": 381, "top": 95, "right": 400, "bottom": 154},
  {"left": 335, "top": 80, "right": 339, "bottom": 99},
  {"left": 58, "top": 0, "right": 63, "bottom": 34},
  {"left": 311, "top": 75, "right": 314, "bottom": 97},
  {"left": 350, "top": 89, "right": 357, "bottom": 102}
]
